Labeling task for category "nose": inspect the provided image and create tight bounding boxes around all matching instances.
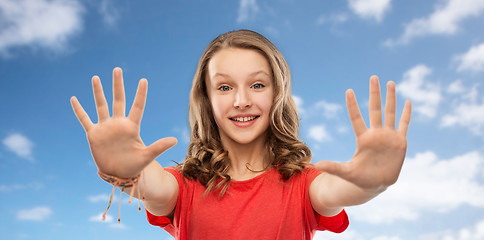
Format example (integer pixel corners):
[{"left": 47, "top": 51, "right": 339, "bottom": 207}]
[{"left": 233, "top": 88, "right": 251, "bottom": 109}]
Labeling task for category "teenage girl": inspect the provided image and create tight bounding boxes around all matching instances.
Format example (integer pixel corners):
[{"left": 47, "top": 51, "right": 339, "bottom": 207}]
[{"left": 70, "top": 30, "right": 411, "bottom": 240}]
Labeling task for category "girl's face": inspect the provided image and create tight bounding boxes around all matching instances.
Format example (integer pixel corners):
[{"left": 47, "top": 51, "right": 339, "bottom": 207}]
[{"left": 206, "top": 47, "right": 274, "bottom": 146}]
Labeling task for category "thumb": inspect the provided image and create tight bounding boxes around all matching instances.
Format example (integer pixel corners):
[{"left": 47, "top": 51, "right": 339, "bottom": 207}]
[
  {"left": 145, "top": 137, "right": 178, "bottom": 161},
  {"left": 313, "top": 160, "right": 348, "bottom": 178}
]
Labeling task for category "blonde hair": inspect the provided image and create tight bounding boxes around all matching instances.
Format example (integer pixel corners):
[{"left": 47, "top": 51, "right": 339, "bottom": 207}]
[{"left": 179, "top": 29, "right": 311, "bottom": 196}]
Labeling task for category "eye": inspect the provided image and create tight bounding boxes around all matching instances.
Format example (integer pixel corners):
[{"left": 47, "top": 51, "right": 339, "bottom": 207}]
[
  {"left": 252, "top": 83, "right": 264, "bottom": 89},
  {"left": 218, "top": 85, "right": 232, "bottom": 91}
]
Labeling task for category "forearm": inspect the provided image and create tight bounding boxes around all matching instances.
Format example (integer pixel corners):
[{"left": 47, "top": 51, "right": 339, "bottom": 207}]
[
  {"left": 116, "top": 161, "right": 178, "bottom": 216},
  {"left": 310, "top": 172, "right": 386, "bottom": 216}
]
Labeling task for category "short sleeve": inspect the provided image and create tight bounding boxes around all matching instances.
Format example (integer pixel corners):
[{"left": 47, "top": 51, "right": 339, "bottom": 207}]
[
  {"left": 316, "top": 209, "right": 349, "bottom": 233},
  {"left": 146, "top": 210, "right": 171, "bottom": 227},
  {"left": 304, "top": 167, "right": 349, "bottom": 233}
]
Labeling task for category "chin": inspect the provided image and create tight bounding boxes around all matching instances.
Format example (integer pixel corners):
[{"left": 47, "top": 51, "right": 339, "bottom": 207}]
[
  {"left": 230, "top": 131, "right": 268, "bottom": 146},
  {"left": 227, "top": 136, "right": 257, "bottom": 145}
]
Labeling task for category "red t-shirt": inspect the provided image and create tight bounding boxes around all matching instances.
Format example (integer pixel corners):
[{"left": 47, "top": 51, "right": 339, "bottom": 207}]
[{"left": 146, "top": 166, "right": 349, "bottom": 240}]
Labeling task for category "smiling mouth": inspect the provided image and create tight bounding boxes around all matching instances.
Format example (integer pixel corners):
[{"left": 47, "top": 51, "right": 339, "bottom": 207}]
[{"left": 229, "top": 116, "right": 260, "bottom": 122}]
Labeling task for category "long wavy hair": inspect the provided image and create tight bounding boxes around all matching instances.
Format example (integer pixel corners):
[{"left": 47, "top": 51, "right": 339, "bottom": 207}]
[{"left": 178, "top": 29, "right": 311, "bottom": 196}]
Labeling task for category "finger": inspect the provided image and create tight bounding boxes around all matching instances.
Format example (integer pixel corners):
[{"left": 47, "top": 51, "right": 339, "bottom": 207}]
[
  {"left": 145, "top": 137, "right": 178, "bottom": 163},
  {"left": 128, "top": 78, "right": 148, "bottom": 125},
  {"left": 346, "top": 89, "right": 367, "bottom": 137},
  {"left": 70, "top": 96, "right": 94, "bottom": 131},
  {"left": 384, "top": 81, "right": 396, "bottom": 128},
  {"left": 369, "top": 75, "right": 382, "bottom": 128},
  {"left": 398, "top": 100, "right": 412, "bottom": 136},
  {"left": 112, "top": 67, "right": 126, "bottom": 118},
  {"left": 313, "top": 161, "right": 348, "bottom": 178},
  {"left": 92, "top": 76, "right": 110, "bottom": 122}
]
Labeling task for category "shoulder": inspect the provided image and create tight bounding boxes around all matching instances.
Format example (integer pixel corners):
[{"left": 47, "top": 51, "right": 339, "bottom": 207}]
[
  {"left": 284, "top": 166, "right": 323, "bottom": 184},
  {"left": 304, "top": 166, "right": 323, "bottom": 182},
  {"left": 163, "top": 166, "right": 182, "bottom": 181},
  {"left": 163, "top": 166, "right": 196, "bottom": 190}
]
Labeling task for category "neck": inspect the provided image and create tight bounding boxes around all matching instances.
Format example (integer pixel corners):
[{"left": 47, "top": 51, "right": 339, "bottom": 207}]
[{"left": 220, "top": 132, "right": 272, "bottom": 181}]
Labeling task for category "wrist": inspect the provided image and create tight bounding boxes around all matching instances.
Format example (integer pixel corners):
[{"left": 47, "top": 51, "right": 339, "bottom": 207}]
[
  {"left": 98, "top": 171, "right": 140, "bottom": 188},
  {"left": 97, "top": 170, "right": 145, "bottom": 223}
]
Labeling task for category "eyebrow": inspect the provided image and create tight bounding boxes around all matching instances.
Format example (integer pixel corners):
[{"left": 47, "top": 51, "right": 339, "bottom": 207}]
[
  {"left": 212, "top": 70, "right": 271, "bottom": 79},
  {"left": 250, "top": 70, "right": 271, "bottom": 78}
]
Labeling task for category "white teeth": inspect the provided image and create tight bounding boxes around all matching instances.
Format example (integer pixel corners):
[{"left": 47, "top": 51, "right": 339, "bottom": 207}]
[{"left": 233, "top": 116, "right": 257, "bottom": 122}]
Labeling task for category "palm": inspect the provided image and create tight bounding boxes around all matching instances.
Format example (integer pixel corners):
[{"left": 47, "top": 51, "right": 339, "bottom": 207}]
[
  {"left": 70, "top": 68, "right": 176, "bottom": 178},
  {"left": 314, "top": 76, "right": 411, "bottom": 190},
  {"left": 86, "top": 118, "right": 148, "bottom": 178}
]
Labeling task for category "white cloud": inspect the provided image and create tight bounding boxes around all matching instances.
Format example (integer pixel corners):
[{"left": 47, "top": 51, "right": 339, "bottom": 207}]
[
  {"left": 465, "top": 84, "right": 480, "bottom": 102},
  {"left": 17, "top": 206, "right": 52, "bottom": 221},
  {"left": 456, "top": 42, "right": 484, "bottom": 73},
  {"left": 173, "top": 126, "right": 190, "bottom": 144},
  {"left": 3, "top": 133, "right": 34, "bottom": 161},
  {"left": 316, "top": 15, "right": 326, "bottom": 25},
  {"left": 89, "top": 212, "right": 127, "bottom": 229},
  {"left": 441, "top": 97, "right": 484, "bottom": 137},
  {"left": 182, "top": 127, "right": 190, "bottom": 144},
  {"left": 17, "top": 233, "right": 29, "bottom": 239},
  {"left": 87, "top": 193, "right": 133, "bottom": 205},
  {"left": 237, "top": 0, "right": 259, "bottom": 23},
  {"left": 0, "top": 182, "right": 43, "bottom": 192},
  {"left": 293, "top": 95, "right": 305, "bottom": 115},
  {"left": 348, "top": 151, "right": 484, "bottom": 224},
  {"left": 0, "top": 0, "right": 84, "bottom": 56},
  {"left": 308, "top": 125, "right": 332, "bottom": 142},
  {"left": 314, "top": 229, "right": 363, "bottom": 240},
  {"left": 315, "top": 100, "right": 343, "bottom": 119},
  {"left": 372, "top": 237, "right": 400, "bottom": 240},
  {"left": 397, "top": 64, "right": 441, "bottom": 118},
  {"left": 337, "top": 126, "right": 349, "bottom": 133},
  {"left": 90, "top": 212, "right": 114, "bottom": 222},
  {"left": 316, "top": 13, "right": 349, "bottom": 25},
  {"left": 88, "top": 194, "right": 111, "bottom": 203},
  {"left": 447, "top": 79, "right": 466, "bottom": 94},
  {"left": 419, "top": 219, "right": 484, "bottom": 240},
  {"left": 442, "top": 82, "right": 482, "bottom": 136},
  {"left": 348, "top": 0, "right": 391, "bottom": 22},
  {"left": 0, "top": 184, "right": 24, "bottom": 192},
  {"left": 314, "top": 229, "right": 400, "bottom": 240},
  {"left": 264, "top": 26, "right": 280, "bottom": 37},
  {"left": 98, "top": 0, "right": 120, "bottom": 27},
  {"left": 110, "top": 222, "right": 127, "bottom": 229},
  {"left": 385, "top": 0, "right": 484, "bottom": 46}
]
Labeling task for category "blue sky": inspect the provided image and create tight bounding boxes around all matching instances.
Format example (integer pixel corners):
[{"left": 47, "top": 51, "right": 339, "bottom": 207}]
[{"left": 1, "top": 0, "right": 484, "bottom": 239}]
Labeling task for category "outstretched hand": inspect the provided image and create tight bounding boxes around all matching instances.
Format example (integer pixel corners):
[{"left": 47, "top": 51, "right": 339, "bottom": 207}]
[
  {"left": 70, "top": 67, "right": 177, "bottom": 178},
  {"left": 314, "top": 76, "right": 411, "bottom": 191}
]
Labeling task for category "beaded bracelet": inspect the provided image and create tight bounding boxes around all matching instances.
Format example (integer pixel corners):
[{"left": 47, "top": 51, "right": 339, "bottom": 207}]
[{"left": 98, "top": 171, "right": 145, "bottom": 223}]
